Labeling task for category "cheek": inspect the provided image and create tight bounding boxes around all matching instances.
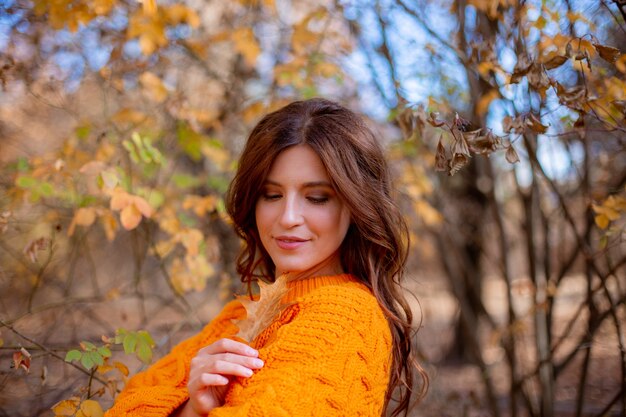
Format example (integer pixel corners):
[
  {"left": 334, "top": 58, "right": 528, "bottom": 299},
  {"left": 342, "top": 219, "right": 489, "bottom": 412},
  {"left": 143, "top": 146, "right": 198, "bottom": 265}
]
[{"left": 255, "top": 203, "right": 269, "bottom": 233}]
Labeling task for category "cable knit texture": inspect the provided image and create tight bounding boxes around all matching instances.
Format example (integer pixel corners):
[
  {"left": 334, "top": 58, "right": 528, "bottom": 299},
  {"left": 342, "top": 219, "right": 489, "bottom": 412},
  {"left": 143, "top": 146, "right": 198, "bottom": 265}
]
[{"left": 104, "top": 274, "right": 392, "bottom": 417}]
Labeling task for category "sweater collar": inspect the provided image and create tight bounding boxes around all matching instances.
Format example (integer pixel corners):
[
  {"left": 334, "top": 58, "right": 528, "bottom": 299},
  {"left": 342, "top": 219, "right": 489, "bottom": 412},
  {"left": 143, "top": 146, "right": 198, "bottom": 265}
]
[{"left": 283, "top": 274, "right": 360, "bottom": 303}]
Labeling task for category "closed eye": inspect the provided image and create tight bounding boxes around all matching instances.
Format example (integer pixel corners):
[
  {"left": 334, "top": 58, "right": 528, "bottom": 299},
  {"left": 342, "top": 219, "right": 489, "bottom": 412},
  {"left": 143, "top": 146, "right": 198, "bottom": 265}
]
[
  {"left": 307, "top": 196, "right": 329, "bottom": 204},
  {"left": 262, "top": 193, "right": 282, "bottom": 201}
]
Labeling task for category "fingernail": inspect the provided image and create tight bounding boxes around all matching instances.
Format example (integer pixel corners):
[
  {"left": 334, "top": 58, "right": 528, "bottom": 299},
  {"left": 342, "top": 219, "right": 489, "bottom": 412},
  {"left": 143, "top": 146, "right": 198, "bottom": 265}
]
[
  {"left": 248, "top": 348, "right": 258, "bottom": 356},
  {"left": 245, "top": 368, "right": 254, "bottom": 376},
  {"left": 253, "top": 359, "right": 264, "bottom": 367}
]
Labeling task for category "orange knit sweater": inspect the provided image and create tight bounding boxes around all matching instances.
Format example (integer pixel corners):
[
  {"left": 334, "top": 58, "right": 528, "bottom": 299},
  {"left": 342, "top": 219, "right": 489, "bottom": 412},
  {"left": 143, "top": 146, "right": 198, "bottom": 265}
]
[{"left": 104, "top": 274, "right": 392, "bottom": 417}]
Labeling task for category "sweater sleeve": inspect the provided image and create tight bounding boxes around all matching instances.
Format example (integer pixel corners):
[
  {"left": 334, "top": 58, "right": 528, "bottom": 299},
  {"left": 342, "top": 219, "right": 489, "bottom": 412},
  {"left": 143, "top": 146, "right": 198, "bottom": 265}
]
[
  {"left": 208, "top": 286, "right": 393, "bottom": 417},
  {"left": 104, "top": 300, "right": 245, "bottom": 417}
]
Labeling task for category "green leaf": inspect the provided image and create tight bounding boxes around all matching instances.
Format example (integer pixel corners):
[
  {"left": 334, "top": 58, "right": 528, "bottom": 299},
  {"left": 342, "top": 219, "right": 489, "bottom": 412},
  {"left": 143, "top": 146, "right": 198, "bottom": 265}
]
[
  {"left": 301, "top": 85, "right": 318, "bottom": 99},
  {"left": 81, "top": 341, "right": 97, "bottom": 351},
  {"left": 177, "top": 123, "right": 205, "bottom": 161},
  {"left": 179, "top": 212, "right": 198, "bottom": 227},
  {"left": 114, "top": 328, "right": 127, "bottom": 344},
  {"left": 97, "top": 346, "right": 111, "bottom": 358},
  {"left": 138, "top": 330, "right": 155, "bottom": 347},
  {"left": 65, "top": 350, "right": 82, "bottom": 362},
  {"left": 123, "top": 333, "right": 137, "bottom": 355},
  {"left": 143, "top": 139, "right": 164, "bottom": 164},
  {"left": 90, "top": 351, "right": 104, "bottom": 367},
  {"left": 75, "top": 125, "right": 91, "bottom": 140},
  {"left": 81, "top": 354, "right": 95, "bottom": 370},
  {"left": 207, "top": 176, "right": 229, "bottom": 194},
  {"left": 146, "top": 190, "right": 165, "bottom": 210},
  {"left": 173, "top": 174, "right": 202, "bottom": 189},
  {"left": 38, "top": 182, "right": 54, "bottom": 197},
  {"left": 122, "top": 140, "right": 140, "bottom": 164},
  {"left": 16, "top": 176, "right": 37, "bottom": 188},
  {"left": 17, "top": 157, "right": 30, "bottom": 172},
  {"left": 131, "top": 132, "right": 143, "bottom": 149},
  {"left": 136, "top": 341, "right": 152, "bottom": 364},
  {"left": 137, "top": 145, "right": 152, "bottom": 164}
]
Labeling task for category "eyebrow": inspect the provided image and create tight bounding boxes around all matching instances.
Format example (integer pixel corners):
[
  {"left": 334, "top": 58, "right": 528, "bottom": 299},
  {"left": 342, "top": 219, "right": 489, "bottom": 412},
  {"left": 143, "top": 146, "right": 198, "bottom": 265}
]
[{"left": 264, "top": 179, "right": 333, "bottom": 188}]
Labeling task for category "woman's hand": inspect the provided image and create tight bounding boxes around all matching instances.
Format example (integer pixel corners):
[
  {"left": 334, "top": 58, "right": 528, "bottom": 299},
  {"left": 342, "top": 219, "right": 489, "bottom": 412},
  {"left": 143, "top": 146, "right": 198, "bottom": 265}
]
[{"left": 176, "top": 338, "right": 264, "bottom": 417}]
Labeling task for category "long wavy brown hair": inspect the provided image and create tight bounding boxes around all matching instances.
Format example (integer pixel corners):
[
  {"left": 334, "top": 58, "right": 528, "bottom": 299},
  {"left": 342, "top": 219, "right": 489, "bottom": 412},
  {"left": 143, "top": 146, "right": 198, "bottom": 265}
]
[{"left": 225, "top": 98, "right": 428, "bottom": 416}]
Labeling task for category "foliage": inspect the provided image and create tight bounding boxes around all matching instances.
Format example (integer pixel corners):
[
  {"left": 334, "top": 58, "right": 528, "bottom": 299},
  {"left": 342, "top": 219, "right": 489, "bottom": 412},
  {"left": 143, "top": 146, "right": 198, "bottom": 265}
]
[
  {"left": 351, "top": 0, "right": 626, "bottom": 415},
  {"left": 0, "top": 0, "right": 624, "bottom": 416}
]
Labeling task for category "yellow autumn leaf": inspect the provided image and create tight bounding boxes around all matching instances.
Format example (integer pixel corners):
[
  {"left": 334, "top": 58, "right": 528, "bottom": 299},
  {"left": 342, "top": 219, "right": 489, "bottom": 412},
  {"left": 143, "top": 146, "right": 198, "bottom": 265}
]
[
  {"left": 77, "top": 400, "right": 104, "bottom": 417},
  {"left": 114, "top": 360, "right": 129, "bottom": 377},
  {"left": 232, "top": 28, "right": 260, "bottom": 66},
  {"left": 128, "top": 11, "right": 167, "bottom": 55},
  {"left": 142, "top": 0, "right": 157, "bottom": 15},
  {"left": 477, "top": 61, "right": 494, "bottom": 78},
  {"left": 476, "top": 89, "right": 499, "bottom": 118},
  {"left": 68, "top": 207, "right": 97, "bottom": 236},
  {"left": 313, "top": 61, "right": 340, "bottom": 78},
  {"left": 413, "top": 199, "right": 443, "bottom": 226},
  {"left": 169, "top": 255, "right": 214, "bottom": 293},
  {"left": 236, "top": 274, "right": 291, "bottom": 342},
  {"left": 164, "top": 4, "right": 200, "bottom": 28},
  {"left": 111, "top": 108, "right": 150, "bottom": 126},
  {"left": 616, "top": 54, "right": 626, "bottom": 73},
  {"left": 51, "top": 397, "right": 80, "bottom": 416},
  {"left": 92, "top": 0, "right": 115, "bottom": 16},
  {"left": 157, "top": 207, "right": 181, "bottom": 235},
  {"left": 592, "top": 202, "right": 621, "bottom": 221},
  {"left": 595, "top": 214, "right": 609, "bottom": 229},
  {"left": 291, "top": 22, "right": 317, "bottom": 55},
  {"left": 154, "top": 237, "right": 177, "bottom": 258},
  {"left": 179, "top": 228, "right": 204, "bottom": 256},
  {"left": 97, "top": 363, "right": 114, "bottom": 374},
  {"left": 120, "top": 204, "right": 142, "bottom": 230},
  {"left": 99, "top": 211, "right": 117, "bottom": 241},
  {"left": 132, "top": 195, "right": 154, "bottom": 218},
  {"left": 201, "top": 145, "right": 230, "bottom": 171},
  {"left": 183, "top": 195, "right": 217, "bottom": 217},
  {"left": 110, "top": 188, "right": 153, "bottom": 226},
  {"left": 139, "top": 72, "right": 168, "bottom": 103},
  {"left": 110, "top": 188, "right": 132, "bottom": 211}
]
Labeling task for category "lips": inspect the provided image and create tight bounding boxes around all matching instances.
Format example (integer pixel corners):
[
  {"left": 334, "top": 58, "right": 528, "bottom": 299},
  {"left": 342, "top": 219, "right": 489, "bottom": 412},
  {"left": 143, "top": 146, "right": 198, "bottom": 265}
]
[{"left": 274, "top": 235, "right": 308, "bottom": 250}]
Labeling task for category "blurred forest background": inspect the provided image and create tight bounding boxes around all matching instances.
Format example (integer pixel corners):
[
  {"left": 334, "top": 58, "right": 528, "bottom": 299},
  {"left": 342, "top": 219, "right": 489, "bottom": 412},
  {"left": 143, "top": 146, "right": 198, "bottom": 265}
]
[{"left": 0, "top": 0, "right": 625, "bottom": 416}]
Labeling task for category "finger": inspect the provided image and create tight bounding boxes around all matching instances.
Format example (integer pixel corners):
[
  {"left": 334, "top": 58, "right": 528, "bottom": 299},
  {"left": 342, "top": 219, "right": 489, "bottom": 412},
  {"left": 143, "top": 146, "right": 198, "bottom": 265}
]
[
  {"left": 210, "top": 360, "right": 257, "bottom": 378},
  {"left": 188, "top": 372, "right": 228, "bottom": 393},
  {"left": 199, "top": 338, "right": 258, "bottom": 357},
  {"left": 212, "top": 353, "right": 264, "bottom": 369},
  {"left": 189, "top": 354, "right": 263, "bottom": 376},
  {"left": 199, "top": 373, "right": 229, "bottom": 388}
]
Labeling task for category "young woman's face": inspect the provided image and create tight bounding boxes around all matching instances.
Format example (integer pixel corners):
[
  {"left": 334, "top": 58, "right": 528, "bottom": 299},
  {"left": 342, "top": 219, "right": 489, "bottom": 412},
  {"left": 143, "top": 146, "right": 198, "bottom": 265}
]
[{"left": 255, "top": 145, "right": 351, "bottom": 278}]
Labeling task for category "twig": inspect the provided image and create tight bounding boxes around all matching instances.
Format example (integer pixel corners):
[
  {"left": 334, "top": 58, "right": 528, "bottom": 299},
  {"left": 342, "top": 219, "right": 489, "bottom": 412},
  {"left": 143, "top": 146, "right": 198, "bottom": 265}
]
[{"left": 0, "top": 319, "right": 109, "bottom": 386}]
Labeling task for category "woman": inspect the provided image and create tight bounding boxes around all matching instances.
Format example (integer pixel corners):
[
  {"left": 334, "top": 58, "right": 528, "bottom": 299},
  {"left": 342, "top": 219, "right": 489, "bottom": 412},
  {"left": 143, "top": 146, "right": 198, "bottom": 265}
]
[{"left": 105, "top": 98, "right": 427, "bottom": 417}]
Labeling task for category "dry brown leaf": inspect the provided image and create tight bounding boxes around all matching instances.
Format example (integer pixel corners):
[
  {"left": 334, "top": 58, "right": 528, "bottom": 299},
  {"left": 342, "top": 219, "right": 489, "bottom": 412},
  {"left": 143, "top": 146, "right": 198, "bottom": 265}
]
[
  {"left": 23, "top": 237, "right": 49, "bottom": 263},
  {"left": 510, "top": 54, "right": 532, "bottom": 84},
  {"left": 434, "top": 136, "right": 448, "bottom": 172},
  {"left": 468, "top": 132, "right": 499, "bottom": 155},
  {"left": 543, "top": 54, "right": 568, "bottom": 70},
  {"left": 12, "top": 347, "right": 31, "bottom": 373},
  {"left": 427, "top": 112, "right": 445, "bottom": 127},
  {"left": 505, "top": 145, "right": 520, "bottom": 164},
  {"left": 593, "top": 43, "right": 621, "bottom": 63},
  {"left": 236, "top": 274, "right": 291, "bottom": 342},
  {"left": 525, "top": 113, "right": 548, "bottom": 134}
]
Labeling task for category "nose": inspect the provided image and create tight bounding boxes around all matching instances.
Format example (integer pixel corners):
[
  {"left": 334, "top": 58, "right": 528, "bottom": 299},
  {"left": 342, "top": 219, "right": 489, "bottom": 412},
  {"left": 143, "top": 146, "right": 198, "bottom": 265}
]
[{"left": 279, "top": 194, "right": 303, "bottom": 228}]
